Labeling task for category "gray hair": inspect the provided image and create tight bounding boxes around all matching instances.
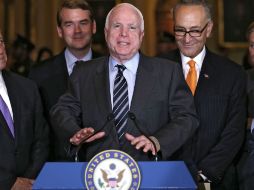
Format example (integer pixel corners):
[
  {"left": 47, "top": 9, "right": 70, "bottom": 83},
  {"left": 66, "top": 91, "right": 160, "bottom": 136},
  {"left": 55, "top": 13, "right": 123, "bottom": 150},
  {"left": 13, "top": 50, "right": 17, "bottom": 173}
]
[
  {"left": 173, "top": 0, "right": 213, "bottom": 22},
  {"left": 105, "top": 3, "right": 144, "bottom": 32}
]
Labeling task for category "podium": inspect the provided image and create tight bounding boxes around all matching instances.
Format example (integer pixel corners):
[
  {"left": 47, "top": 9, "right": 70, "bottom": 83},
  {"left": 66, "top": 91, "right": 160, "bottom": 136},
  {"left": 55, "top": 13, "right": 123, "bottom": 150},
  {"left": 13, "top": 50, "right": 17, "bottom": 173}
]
[{"left": 33, "top": 161, "right": 196, "bottom": 189}]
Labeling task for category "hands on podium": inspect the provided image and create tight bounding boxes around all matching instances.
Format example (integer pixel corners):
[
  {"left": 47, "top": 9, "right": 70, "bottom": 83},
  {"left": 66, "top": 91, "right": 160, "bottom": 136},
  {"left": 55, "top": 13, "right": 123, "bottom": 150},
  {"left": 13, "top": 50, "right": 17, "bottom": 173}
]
[
  {"left": 125, "top": 133, "right": 158, "bottom": 156},
  {"left": 70, "top": 127, "right": 105, "bottom": 145}
]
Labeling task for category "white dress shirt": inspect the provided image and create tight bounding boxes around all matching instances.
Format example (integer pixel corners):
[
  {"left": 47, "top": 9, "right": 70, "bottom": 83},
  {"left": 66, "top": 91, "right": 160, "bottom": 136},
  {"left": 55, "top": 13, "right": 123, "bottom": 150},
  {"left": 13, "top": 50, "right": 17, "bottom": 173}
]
[
  {"left": 180, "top": 46, "right": 206, "bottom": 81},
  {"left": 0, "top": 71, "right": 13, "bottom": 119}
]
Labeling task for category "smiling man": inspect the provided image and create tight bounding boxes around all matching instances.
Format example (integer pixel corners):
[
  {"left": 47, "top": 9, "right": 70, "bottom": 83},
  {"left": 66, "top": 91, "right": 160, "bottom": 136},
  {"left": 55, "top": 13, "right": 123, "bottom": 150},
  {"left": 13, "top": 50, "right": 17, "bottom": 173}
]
[
  {"left": 29, "top": 0, "right": 102, "bottom": 161},
  {"left": 50, "top": 3, "right": 198, "bottom": 162},
  {"left": 159, "top": 0, "right": 247, "bottom": 189}
]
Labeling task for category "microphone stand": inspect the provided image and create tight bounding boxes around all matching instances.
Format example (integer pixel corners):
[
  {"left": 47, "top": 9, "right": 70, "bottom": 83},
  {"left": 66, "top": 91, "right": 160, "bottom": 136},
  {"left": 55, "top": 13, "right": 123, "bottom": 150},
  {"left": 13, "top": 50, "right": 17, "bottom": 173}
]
[
  {"left": 73, "top": 114, "right": 114, "bottom": 162},
  {"left": 128, "top": 112, "right": 159, "bottom": 161}
]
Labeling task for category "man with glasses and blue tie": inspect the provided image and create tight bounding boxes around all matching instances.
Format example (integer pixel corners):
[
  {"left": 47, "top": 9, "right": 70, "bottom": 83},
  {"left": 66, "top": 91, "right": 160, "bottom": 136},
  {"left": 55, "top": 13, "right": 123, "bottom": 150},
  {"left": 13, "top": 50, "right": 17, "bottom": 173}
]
[{"left": 159, "top": 0, "right": 246, "bottom": 189}]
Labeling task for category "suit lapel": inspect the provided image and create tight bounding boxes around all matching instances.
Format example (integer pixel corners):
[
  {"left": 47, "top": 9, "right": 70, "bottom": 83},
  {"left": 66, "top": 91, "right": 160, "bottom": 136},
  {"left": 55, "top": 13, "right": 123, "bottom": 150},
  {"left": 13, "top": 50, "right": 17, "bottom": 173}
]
[
  {"left": 2, "top": 71, "right": 17, "bottom": 143},
  {"left": 94, "top": 57, "right": 112, "bottom": 116},
  {"left": 195, "top": 50, "right": 216, "bottom": 96},
  {"left": 130, "top": 54, "right": 157, "bottom": 116}
]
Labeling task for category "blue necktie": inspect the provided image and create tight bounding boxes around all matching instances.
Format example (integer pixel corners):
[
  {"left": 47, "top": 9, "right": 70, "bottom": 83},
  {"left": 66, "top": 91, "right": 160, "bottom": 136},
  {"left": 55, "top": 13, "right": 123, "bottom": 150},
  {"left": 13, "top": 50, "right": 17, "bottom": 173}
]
[
  {"left": 113, "top": 65, "right": 129, "bottom": 140},
  {"left": 0, "top": 94, "right": 14, "bottom": 137}
]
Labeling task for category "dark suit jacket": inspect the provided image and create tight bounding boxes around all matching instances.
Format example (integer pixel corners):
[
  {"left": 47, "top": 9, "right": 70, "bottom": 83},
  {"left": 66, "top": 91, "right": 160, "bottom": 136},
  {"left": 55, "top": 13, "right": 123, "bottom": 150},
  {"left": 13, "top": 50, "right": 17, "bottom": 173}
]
[
  {"left": 50, "top": 54, "right": 199, "bottom": 162},
  {"left": 160, "top": 49, "right": 247, "bottom": 185},
  {"left": 237, "top": 68, "right": 254, "bottom": 190},
  {"left": 247, "top": 69, "right": 254, "bottom": 118},
  {"left": 28, "top": 50, "right": 101, "bottom": 160},
  {"left": 0, "top": 70, "right": 48, "bottom": 190}
]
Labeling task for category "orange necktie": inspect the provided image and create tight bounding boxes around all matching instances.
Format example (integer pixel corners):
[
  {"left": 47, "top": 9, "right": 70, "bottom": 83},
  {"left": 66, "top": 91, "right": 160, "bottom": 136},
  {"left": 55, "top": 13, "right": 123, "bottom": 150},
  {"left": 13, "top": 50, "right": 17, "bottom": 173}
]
[{"left": 186, "top": 60, "right": 197, "bottom": 95}]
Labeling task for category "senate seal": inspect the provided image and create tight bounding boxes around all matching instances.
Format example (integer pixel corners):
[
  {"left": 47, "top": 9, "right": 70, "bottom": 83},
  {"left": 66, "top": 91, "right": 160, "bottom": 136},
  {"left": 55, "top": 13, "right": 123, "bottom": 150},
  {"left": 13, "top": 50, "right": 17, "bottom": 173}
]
[{"left": 84, "top": 149, "right": 141, "bottom": 190}]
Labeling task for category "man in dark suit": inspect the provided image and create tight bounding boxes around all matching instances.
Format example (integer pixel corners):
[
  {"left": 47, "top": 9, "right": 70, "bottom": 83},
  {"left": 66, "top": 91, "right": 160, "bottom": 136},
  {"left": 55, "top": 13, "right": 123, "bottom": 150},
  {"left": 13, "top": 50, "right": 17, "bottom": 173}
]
[
  {"left": 50, "top": 3, "right": 199, "bottom": 162},
  {"left": 159, "top": 1, "right": 246, "bottom": 189},
  {"left": 29, "top": 0, "right": 101, "bottom": 161},
  {"left": 237, "top": 22, "right": 254, "bottom": 190},
  {"left": 0, "top": 31, "right": 48, "bottom": 189}
]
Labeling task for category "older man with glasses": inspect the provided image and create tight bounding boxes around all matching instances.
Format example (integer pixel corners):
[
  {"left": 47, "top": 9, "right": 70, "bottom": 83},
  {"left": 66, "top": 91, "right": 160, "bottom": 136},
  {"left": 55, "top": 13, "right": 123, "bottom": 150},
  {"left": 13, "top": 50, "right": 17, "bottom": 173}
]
[{"left": 159, "top": 0, "right": 246, "bottom": 189}]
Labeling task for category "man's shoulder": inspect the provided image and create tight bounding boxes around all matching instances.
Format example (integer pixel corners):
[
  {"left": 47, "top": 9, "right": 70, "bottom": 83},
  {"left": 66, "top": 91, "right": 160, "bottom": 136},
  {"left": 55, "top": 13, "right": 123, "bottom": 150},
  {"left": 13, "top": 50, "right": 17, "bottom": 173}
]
[
  {"left": 29, "top": 53, "right": 67, "bottom": 82},
  {"left": 32, "top": 53, "right": 65, "bottom": 72},
  {"left": 157, "top": 49, "right": 180, "bottom": 62},
  {"left": 3, "top": 70, "right": 37, "bottom": 89},
  {"left": 206, "top": 50, "right": 244, "bottom": 72}
]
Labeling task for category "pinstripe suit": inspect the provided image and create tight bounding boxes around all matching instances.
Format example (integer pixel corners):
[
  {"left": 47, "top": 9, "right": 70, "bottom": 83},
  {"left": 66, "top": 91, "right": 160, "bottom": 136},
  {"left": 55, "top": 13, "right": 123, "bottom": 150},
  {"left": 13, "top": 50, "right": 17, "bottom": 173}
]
[{"left": 160, "top": 48, "right": 247, "bottom": 188}]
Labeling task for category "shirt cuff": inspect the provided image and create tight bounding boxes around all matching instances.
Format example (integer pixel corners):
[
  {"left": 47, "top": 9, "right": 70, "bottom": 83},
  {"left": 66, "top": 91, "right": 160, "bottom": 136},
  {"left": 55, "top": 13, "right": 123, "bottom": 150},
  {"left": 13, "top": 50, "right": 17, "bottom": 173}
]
[{"left": 149, "top": 136, "right": 160, "bottom": 152}]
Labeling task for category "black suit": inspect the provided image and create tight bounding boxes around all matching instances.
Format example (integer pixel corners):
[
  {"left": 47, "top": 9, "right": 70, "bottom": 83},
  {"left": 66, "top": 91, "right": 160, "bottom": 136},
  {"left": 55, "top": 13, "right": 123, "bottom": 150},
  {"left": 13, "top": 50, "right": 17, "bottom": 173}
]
[
  {"left": 0, "top": 70, "right": 48, "bottom": 190},
  {"left": 237, "top": 68, "right": 254, "bottom": 190},
  {"left": 50, "top": 54, "right": 199, "bottom": 161},
  {"left": 28, "top": 50, "right": 101, "bottom": 160},
  {"left": 160, "top": 49, "right": 247, "bottom": 188}
]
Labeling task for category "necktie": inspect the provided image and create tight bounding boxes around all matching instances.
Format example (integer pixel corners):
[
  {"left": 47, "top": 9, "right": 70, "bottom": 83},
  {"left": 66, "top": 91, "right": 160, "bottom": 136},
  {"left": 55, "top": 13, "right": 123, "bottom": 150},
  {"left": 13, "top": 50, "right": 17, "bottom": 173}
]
[
  {"left": 0, "top": 94, "right": 14, "bottom": 137},
  {"left": 186, "top": 60, "right": 197, "bottom": 95},
  {"left": 113, "top": 65, "right": 129, "bottom": 140}
]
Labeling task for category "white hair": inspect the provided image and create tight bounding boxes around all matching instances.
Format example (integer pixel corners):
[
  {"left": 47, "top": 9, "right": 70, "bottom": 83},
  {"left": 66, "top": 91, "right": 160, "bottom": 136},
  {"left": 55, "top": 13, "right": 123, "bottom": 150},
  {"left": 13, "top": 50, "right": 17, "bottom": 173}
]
[{"left": 105, "top": 3, "right": 144, "bottom": 32}]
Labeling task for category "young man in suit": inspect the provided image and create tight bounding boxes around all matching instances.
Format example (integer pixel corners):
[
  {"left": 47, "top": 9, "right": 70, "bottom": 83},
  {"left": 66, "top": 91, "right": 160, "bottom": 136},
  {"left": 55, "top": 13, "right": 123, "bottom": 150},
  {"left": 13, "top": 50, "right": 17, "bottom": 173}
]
[
  {"left": 29, "top": 0, "right": 101, "bottom": 161},
  {"left": 160, "top": 0, "right": 246, "bottom": 189},
  {"left": 0, "top": 31, "right": 48, "bottom": 189},
  {"left": 50, "top": 3, "right": 199, "bottom": 162}
]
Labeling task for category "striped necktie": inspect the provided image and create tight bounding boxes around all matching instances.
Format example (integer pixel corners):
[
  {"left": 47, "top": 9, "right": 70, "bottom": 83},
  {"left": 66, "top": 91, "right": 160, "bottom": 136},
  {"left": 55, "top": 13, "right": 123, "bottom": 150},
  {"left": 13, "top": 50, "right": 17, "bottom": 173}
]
[{"left": 113, "top": 65, "right": 129, "bottom": 140}]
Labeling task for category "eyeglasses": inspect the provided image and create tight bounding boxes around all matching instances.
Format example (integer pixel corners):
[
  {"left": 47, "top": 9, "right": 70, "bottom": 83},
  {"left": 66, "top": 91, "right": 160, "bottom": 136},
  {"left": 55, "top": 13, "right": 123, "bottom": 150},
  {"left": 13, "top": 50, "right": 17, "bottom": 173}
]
[{"left": 174, "top": 23, "right": 209, "bottom": 37}]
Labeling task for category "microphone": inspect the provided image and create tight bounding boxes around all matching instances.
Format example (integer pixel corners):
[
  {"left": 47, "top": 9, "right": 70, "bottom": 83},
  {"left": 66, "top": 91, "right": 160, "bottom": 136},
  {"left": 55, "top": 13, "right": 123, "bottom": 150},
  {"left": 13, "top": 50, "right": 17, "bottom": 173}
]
[
  {"left": 70, "top": 113, "right": 115, "bottom": 162},
  {"left": 128, "top": 112, "right": 159, "bottom": 161}
]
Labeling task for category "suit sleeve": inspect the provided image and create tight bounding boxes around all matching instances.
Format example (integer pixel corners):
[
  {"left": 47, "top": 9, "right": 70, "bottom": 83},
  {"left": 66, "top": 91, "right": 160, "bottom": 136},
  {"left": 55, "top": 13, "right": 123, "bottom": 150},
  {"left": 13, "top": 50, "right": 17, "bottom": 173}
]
[
  {"left": 23, "top": 84, "right": 49, "bottom": 178},
  {"left": 50, "top": 70, "right": 82, "bottom": 152},
  {"left": 155, "top": 63, "right": 199, "bottom": 159},
  {"left": 198, "top": 69, "right": 247, "bottom": 183}
]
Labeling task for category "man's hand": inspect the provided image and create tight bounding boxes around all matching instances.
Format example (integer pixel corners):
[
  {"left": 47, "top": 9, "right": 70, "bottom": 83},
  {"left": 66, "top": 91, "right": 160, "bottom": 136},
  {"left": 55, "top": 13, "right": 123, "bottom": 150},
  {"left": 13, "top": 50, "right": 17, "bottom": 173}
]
[
  {"left": 70, "top": 127, "right": 105, "bottom": 145},
  {"left": 125, "top": 133, "right": 156, "bottom": 155},
  {"left": 11, "top": 177, "right": 34, "bottom": 190}
]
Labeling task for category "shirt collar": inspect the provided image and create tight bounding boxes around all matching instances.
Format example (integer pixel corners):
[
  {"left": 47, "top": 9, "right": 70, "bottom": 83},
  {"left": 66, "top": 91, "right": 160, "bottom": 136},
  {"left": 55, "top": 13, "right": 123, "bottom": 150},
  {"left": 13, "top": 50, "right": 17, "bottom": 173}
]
[
  {"left": 65, "top": 48, "right": 92, "bottom": 66},
  {"left": 0, "top": 71, "right": 4, "bottom": 89},
  {"left": 109, "top": 52, "right": 139, "bottom": 75},
  {"left": 180, "top": 46, "right": 206, "bottom": 70}
]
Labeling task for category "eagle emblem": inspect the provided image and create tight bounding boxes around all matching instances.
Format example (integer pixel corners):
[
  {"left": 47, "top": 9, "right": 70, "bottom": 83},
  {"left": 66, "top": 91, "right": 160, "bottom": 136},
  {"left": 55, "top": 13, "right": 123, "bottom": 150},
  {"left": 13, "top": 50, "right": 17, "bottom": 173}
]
[{"left": 99, "top": 163, "right": 125, "bottom": 189}]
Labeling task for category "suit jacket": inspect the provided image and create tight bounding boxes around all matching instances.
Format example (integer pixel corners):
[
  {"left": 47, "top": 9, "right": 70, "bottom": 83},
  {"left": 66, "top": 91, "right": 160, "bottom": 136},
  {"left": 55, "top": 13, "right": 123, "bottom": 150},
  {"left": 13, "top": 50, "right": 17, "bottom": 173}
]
[
  {"left": 50, "top": 54, "right": 199, "bottom": 162},
  {"left": 237, "top": 68, "right": 254, "bottom": 190},
  {"left": 28, "top": 50, "right": 102, "bottom": 160},
  {"left": 0, "top": 70, "right": 48, "bottom": 189},
  {"left": 247, "top": 69, "right": 254, "bottom": 118},
  {"left": 29, "top": 50, "right": 102, "bottom": 114},
  {"left": 160, "top": 49, "right": 247, "bottom": 185}
]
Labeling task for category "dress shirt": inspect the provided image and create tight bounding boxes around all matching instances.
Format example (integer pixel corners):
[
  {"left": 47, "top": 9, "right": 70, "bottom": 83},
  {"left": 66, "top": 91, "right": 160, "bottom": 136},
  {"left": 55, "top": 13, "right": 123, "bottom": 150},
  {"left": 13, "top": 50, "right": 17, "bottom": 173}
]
[
  {"left": 109, "top": 53, "right": 139, "bottom": 109},
  {"left": 0, "top": 71, "right": 13, "bottom": 119},
  {"left": 251, "top": 118, "right": 254, "bottom": 134},
  {"left": 65, "top": 48, "right": 92, "bottom": 75},
  {"left": 181, "top": 46, "right": 206, "bottom": 81}
]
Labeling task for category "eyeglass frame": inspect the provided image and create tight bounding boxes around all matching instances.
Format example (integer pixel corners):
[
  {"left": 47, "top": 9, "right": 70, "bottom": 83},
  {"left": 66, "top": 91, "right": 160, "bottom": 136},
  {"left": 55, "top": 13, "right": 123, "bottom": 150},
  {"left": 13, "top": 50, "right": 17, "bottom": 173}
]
[{"left": 174, "top": 22, "right": 209, "bottom": 37}]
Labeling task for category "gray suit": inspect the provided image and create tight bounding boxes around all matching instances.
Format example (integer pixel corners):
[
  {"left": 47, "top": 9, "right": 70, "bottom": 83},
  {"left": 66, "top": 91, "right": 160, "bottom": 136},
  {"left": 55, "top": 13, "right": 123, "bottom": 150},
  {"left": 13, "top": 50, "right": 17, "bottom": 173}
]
[{"left": 50, "top": 54, "right": 199, "bottom": 161}]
